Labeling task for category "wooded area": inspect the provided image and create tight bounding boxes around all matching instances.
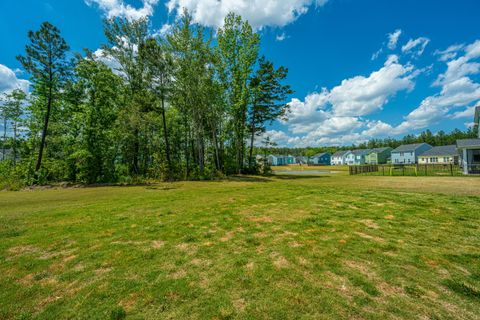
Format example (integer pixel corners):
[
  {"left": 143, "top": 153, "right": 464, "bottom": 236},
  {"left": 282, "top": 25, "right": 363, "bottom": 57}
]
[{"left": 0, "top": 11, "right": 291, "bottom": 188}]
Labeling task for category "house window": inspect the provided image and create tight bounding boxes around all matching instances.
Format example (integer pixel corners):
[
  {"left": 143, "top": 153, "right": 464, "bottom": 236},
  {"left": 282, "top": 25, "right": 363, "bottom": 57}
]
[{"left": 400, "top": 152, "right": 404, "bottom": 157}]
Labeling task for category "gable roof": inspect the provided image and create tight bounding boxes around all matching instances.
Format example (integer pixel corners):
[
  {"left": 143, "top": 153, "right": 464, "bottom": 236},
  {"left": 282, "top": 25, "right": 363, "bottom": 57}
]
[
  {"left": 457, "top": 138, "right": 480, "bottom": 148},
  {"left": 368, "top": 147, "right": 392, "bottom": 154},
  {"left": 332, "top": 150, "right": 350, "bottom": 157},
  {"left": 313, "top": 152, "right": 329, "bottom": 158},
  {"left": 419, "top": 145, "right": 457, "bottom": 157},
  {"left": 351, "top": 149, "right": 371, "bottom": 156},
  {"left": 392, "top": 143, "right": 431, "bottom": 153}
]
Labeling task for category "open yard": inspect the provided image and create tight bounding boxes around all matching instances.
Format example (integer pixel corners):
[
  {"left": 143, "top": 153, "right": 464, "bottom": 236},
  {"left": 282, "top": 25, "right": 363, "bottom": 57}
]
[{"left": 1, "top": 175, "right": 479, "bottom": 319}]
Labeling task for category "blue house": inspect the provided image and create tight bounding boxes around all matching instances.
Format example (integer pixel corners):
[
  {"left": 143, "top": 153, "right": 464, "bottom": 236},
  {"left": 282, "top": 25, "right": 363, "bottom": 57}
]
[
  {"left": 391, "top": 143, "right": 432, "bottom": 164},
  {"left": 310, "top": 153, "right": 331, "bottom": 165},
  {"left": 267, "top": 155, "right": 297, "bottom": 166},
  {"left": 267, "top": 155, "right": 285, "bottom": 166}
]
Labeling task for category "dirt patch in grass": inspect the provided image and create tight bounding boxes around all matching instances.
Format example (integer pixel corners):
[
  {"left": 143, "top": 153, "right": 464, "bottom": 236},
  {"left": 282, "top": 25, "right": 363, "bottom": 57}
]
[
  {"left": 355, "top": 231, "right": 385, "bottom": 243},
  {"left": 175, "top": 243, "right": 197, "bottom": 255},
  {"left": 151, "top": 240, "right": 165, "bottom": 249},
  {"left": 169, "top": 269, "right": 187, "bottom": 279},
  {"left": 360, "top": 219, "right": 380, "bottom": 229},
  {"left": 220, "top": 231, "right": 235, "bottom": 242},
  {"left": 271, "top": 253, "right": 290, "bottom": 269},
  {"left": 249, "top": 216, "right": 273, "bottom": 223}
]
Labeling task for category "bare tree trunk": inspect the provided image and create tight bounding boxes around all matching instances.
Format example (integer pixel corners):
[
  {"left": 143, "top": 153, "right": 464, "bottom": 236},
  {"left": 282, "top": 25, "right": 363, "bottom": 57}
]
[
  {"left": 2, "top": 117, "right": 6, "bottom": 161},
  {"left": 35, "top": 84, "right": 52, "bottom": 173},
  {"left": 160, "top": 95, "right": 172, "bottom": 180},
  {"left": 13, "top": 121, "right": 17, "bottom": 165},
  {"left": 184, "top": 115, "right": 190, "bottom": 180},
  {"left": 249, "top": 118, "right": 256, "bottom": 169}
]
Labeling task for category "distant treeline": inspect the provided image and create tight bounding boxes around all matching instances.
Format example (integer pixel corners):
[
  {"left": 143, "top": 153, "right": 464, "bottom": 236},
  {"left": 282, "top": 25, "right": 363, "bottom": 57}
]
[{"left": 253, "top": 127, "right": 478, "bottom": 157}]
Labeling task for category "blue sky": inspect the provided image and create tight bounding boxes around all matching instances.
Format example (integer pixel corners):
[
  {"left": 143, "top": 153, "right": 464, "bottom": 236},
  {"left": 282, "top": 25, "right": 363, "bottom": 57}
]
[{"left": 1, "top": 0, "right": 480, "bottom": 146}]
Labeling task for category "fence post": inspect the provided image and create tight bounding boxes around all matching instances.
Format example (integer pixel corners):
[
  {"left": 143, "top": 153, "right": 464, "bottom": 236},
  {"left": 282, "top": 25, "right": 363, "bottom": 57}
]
[{"left": 450, "top": 163, "right": 453, "bottom": 176}]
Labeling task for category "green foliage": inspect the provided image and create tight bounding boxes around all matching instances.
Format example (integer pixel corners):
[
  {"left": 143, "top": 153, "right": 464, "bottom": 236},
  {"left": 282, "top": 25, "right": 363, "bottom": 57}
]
[{"left": 110, "top": 307, "right": 127, "bottom": 320}]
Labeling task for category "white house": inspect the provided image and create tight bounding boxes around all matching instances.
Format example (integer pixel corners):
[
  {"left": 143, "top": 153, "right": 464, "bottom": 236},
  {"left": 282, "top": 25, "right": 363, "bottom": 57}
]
[{"left": 331, "top": 150, "right": 351, "bottom": 165}]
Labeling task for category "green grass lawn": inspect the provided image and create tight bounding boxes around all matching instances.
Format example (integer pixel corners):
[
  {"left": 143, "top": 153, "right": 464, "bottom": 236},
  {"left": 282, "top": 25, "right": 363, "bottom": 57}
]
[{"left": 1, "top": 175, "right": 479, "bottom": 319}]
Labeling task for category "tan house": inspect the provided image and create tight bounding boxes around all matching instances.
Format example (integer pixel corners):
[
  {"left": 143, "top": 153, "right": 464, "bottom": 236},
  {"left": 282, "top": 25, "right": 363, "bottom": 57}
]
[{"left": 418, "top": 145, "right": 459, "bottom": 164}]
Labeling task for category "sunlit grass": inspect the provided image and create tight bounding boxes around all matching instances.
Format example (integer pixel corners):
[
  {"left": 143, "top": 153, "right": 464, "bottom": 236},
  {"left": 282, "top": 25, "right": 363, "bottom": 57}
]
[{"left": 1, "top": 175, "right": 479, "bottom": 319}]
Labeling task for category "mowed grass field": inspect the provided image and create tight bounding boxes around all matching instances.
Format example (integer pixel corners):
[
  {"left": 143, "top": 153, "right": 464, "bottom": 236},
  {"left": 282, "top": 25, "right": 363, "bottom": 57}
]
[{"left": 1, "top": 175, "right": 479, "bottom": 319}]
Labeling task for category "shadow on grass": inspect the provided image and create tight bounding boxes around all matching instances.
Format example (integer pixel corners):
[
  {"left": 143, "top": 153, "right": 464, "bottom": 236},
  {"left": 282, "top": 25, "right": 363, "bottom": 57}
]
[
  {"left": 272, "top": 174, "right": 331, "bottom": 180},
  {"left": 226, "top": 175, "right": 273, "bottom": 183},
  {"left": 443, "top": 279, "right": 480, "bottom": 300}
]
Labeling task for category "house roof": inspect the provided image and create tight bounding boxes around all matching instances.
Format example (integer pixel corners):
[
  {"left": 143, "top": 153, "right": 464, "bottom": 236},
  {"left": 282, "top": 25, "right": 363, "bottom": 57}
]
[
  {"left": 419, "top": 145, "right": 458, "bottom": 157},
  {"left": 332, "top": 150, "right": 350, "bottom": 157},
  {"left": 313, "top": 152, "right": 329, "bottom": 158},
  {"left": 392, "top": 143, "right": 431, "bottom": 153},
  {"left": 351, "top": 149, "right": 371, "bottom": 156},
  {"left": 457, "top": 138, "right": 480, "bottom": 148},
  {"left": 368, "top": 147, "right": 392, "bottom": 154}
]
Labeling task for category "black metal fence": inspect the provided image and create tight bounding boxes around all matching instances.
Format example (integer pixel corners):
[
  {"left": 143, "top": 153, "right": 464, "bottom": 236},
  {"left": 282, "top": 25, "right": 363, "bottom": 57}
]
[{"left": 349, "top": 164, "right": 466, "bottom": 176}]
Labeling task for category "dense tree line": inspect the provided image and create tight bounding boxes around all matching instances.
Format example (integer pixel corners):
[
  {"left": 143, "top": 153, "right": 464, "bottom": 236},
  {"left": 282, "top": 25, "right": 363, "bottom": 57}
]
[
  {"left": 0, "top": 11, "right": 292, "bottom": 188},
  {"left": 256, "top": 127, "right": 478, "bottom": 158}
]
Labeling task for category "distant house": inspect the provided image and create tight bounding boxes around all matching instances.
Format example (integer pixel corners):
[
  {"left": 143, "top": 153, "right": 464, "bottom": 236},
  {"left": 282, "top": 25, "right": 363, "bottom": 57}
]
[
  {"left": 391, "top": 143, "right": 432, "bottom": 164},
  {"left": 457, "top": 139, "right": 480, "bottom": 174},
  {"left": 310, "top": 153, "right": 331, "bottom": 165},
  {"left": 345, "top": 149, "right": 371, "bottom": 165},
  {"left": 286, "top": 155, "right": 296, "bottom": 165},
  {"left": 418, "top": 145, "right": 459, "bottom": 164},
  {"left": 267, "top": 154, "right": 296, "bottom": 166},
  {"left": 296, "top": 156, "right": 308, "bottom": 165},
  {"left": 0, "top": 148, "right": 13, "bottom": 161},
  {"left": 267, "top": 155, "right": 285, "bottom": 166},
  {"left": 365, "top": 147, "right": 392, "bottom": 164},
  {"left": 456, "top": 106, "right": 480, "bottom": 174},
  {"left": 331, "top": 150, "right": 351, "bottom": 165}
]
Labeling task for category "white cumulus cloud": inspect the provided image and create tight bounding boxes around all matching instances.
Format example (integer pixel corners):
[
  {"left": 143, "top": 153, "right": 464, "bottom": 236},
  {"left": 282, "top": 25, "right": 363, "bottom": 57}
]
[
  {"left": 0, "top": 64, "right": 29, "bottom": 95},
  {"left": 166, "top": 0, "right": 329, "bottom": 29},
  {"left": 85, "top": 0, "right": 159, "bottom": 20},
  {"left": 395, "top": 39, "right": 480, "bottom": 134}
]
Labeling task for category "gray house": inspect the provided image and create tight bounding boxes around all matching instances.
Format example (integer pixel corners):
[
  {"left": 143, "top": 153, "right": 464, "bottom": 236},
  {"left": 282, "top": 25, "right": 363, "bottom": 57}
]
[
  {"left": 457, "top": 139, "right": 480, "bottom": 174},
  {"left": 456, "top": 106, "right": 480, "bottom": 174},
  {"left": 345, "top": 149, "right": 371, "bottom": 165},
  {"left": 391, "top": 143, "right": 432, "bottom": 164}
]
